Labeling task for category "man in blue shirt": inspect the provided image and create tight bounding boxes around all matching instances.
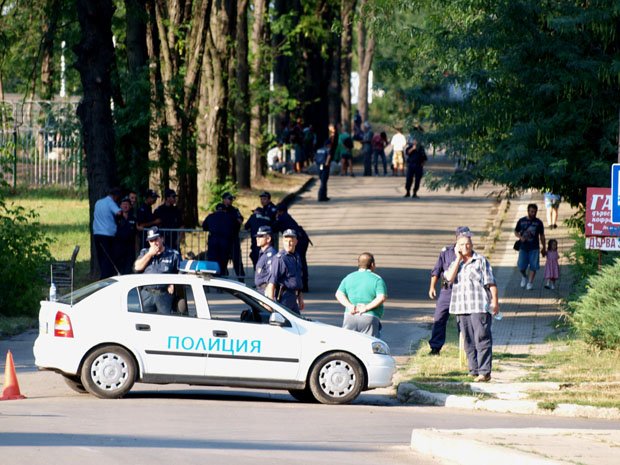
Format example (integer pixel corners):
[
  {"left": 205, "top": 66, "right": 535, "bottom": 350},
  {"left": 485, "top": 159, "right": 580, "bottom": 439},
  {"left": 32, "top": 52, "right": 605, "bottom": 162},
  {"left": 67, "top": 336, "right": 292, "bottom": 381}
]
[
  {"left": 266, "top": 229, "right": 304, "bottom": 314},
  {"left": 254, "top": 226, "right": 277, "bottom": 295},
  {"left": 93, "top": 187, "right": 122, "bottom": 278}
]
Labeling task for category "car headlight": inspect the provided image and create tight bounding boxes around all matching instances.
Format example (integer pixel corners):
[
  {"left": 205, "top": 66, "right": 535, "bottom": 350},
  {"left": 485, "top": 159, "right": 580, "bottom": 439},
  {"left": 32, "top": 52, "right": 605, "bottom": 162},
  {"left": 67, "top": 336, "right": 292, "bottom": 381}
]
[{"left": 372, "top": 341, "right": 390, "bottom": 355}]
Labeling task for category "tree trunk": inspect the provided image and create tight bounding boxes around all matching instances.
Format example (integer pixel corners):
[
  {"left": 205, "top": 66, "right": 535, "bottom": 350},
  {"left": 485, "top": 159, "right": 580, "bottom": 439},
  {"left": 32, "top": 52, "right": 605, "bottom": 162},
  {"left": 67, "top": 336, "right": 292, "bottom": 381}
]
[
  {"left": 40, "top": 0, "right": 61, "bottom": 100},
  {"left": 356, "top": 0, "right": 374, "bottom": 123},
  {"left": 249, "top": 0, "right": 268, "bottom": 180},
  {"left": 327, "top": 19, "right": 341, "bottom": 127},
  {"left": 197, "top": 0, "right": 234, "bottom": 205},
  {"left": 339, "top": 0, "right": 357, "bottom": 134},
  {"left": 122, "top": 0, "right": 150, "bottom": 195},
  {"left": 75, "top": 0, "right": 118, "bottom": 277},
  {"left": 234, "top": 0, "right": 250, "bottom": 188}
]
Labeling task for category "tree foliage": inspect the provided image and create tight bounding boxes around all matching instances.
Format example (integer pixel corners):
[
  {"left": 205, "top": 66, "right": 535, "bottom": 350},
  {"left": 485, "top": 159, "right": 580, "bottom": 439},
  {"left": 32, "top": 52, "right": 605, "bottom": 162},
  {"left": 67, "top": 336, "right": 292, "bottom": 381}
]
[{"left": 377, "top": 0, "right": 620, "bottom": 206}]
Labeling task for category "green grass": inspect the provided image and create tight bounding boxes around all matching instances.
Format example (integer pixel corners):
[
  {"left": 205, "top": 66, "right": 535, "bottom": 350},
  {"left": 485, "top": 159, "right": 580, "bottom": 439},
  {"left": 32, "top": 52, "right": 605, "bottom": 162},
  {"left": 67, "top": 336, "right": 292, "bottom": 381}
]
[
  {"left": 0, "top": 315, "right": 37, "bottom": 338},
  {"left": 400, "top": 316, "right": 620, "bottom": 409}
]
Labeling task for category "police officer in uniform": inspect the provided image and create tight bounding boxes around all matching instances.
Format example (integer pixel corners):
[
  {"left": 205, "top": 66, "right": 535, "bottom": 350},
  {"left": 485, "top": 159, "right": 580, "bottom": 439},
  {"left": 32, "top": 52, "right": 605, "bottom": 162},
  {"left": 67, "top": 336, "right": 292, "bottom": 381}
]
[
  {"left": 222, "top": 192, "right": 245, "bottom": 280},
  {"left": 134, "top": 227, "right": 181, "bottom": 313},
  {"left": 202, "top": 203, "right": 235, "bottom": 276},
  {"left": 115, "top": 196, "right": 137, "bottom": 274},
  {"left": 154, "top": 188, "right": 183, "bottom": 250},
  {"left": 266, "top": 229, "right": 304, "bottom": 314},
  {"left": 254, "top": 226, "right": 276, "bottom": 294},
  {"left": 245, "top": 192, "right": 276, "bottom": 269},
  {"left": 274, "top": 204, "right": 311, "bottom": 292},
  {"left": 427, "top": 226, "right": 469, "bottom": 355}
]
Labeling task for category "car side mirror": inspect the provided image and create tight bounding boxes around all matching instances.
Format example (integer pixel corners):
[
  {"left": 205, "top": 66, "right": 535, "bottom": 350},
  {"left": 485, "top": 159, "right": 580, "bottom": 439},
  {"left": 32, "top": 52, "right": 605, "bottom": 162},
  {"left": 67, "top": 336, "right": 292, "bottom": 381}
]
[{"left": 269, "top": 312, "right": 287, "bottom": 327}]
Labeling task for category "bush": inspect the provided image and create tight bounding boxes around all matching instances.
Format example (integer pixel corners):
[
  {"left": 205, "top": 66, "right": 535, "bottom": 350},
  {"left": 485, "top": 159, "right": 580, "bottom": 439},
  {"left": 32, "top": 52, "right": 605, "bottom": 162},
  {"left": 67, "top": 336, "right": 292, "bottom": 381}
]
[
  {"left": 569, "top": 258, "right": 620, "bottom": 350},
  {"left": 0, "top": 198, "right": 52, "bottom": 317},
  {"left": 204, "top": 178, "right": 238, "bottom": 213}
]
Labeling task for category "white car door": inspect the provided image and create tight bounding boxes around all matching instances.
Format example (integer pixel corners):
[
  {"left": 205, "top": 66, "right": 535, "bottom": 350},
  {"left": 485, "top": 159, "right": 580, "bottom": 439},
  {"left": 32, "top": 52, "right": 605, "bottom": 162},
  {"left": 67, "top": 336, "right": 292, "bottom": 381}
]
[
  {"left": 125, "top": 283, "right": 208, "bottom": 377},
  {"left": 201, "top": 285, "right": 302, "bottom": 381}
]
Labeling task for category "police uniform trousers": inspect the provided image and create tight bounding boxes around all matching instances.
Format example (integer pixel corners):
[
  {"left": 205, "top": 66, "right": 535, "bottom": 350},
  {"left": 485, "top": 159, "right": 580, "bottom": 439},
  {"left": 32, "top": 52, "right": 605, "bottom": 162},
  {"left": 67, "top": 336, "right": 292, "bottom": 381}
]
[
  {"left": 429, "top": 289, "right": 451, "bottom": 351},
  {"left": 279, "top": 289, "right": 300, "bottom": 315},
  {"left": 318, "top": 164, "right": 330, "bottom": 201},
  {"left": 94, "top": 234, "right": 118, "bottom": 279}
]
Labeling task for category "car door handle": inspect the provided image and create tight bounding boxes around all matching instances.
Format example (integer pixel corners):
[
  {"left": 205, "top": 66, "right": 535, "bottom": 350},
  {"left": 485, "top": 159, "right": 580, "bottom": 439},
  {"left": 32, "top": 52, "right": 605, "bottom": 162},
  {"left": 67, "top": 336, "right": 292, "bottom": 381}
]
[
  {"left": 213, "top": 330, "right": 228, "bottom": 337},
  {"left": 136, "top": 324, "right": 151, "bottom": 331}
]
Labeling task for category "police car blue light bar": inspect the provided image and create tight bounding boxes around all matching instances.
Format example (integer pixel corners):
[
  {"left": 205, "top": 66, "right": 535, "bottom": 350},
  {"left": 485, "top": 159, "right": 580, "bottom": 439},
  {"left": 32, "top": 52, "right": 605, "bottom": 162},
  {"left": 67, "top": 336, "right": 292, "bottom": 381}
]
[{"left": 179, "top": 260, "right": 220, "bottom": 275}]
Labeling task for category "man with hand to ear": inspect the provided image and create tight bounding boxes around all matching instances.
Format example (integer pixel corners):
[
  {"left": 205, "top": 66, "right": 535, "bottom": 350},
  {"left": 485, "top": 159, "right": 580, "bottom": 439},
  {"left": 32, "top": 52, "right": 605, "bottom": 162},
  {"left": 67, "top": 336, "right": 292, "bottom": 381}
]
[{"left": 445, "top": 227, "right": 499, "bottom": 382}]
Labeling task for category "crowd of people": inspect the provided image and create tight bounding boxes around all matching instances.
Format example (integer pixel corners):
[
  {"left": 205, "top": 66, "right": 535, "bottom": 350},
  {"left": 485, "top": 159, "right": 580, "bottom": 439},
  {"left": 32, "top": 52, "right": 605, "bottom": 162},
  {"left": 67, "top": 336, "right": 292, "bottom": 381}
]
[
  {"left": 267, "top": 114, "right": 429, "bottom": 202},
  {"left": 92, "top": 187, "right": 184, "bottom": 279}
]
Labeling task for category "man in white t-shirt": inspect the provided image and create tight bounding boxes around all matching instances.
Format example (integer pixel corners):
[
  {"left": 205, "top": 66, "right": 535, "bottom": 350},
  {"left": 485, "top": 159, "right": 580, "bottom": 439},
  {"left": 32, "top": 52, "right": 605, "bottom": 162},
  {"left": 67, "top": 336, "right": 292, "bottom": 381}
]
[
  {"left": 267, "top": 143, "right": 287, "bottom": 173},
  {"left": 390, "top": 129, "right": 407, "bottom": 176}
]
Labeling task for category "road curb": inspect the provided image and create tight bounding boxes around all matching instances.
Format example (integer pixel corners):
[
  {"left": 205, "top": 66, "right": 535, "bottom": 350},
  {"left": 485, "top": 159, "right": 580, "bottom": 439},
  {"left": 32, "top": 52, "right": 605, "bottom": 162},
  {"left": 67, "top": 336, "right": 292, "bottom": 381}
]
[
  {"left": 397, "top": 383, "right": 620, "bottom": 420},
  {"left": 410, "top": 429, "right": 569, "bottom": 465}
]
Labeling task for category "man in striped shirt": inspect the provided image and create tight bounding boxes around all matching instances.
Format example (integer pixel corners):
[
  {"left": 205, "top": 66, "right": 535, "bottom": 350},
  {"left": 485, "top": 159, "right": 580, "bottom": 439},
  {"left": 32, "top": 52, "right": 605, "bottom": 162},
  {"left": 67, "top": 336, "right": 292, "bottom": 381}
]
[{"left": 445, "top": 227, "right": 499, "bottom": 382}]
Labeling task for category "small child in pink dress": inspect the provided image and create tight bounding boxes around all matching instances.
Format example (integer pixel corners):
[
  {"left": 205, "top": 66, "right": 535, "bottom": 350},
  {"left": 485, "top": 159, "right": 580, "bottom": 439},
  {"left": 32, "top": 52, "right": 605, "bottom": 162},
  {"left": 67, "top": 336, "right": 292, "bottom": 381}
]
[{"left": 544, "top": 239, "right": 560, "bottom": 289}]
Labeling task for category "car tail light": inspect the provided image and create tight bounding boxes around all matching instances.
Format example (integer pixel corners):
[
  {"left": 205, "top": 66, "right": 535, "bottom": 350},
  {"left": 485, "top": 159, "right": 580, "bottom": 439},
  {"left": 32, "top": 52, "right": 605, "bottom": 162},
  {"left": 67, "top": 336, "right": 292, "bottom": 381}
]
[{"left": 54, "top": 311, "right": 74, "bottom": 338}]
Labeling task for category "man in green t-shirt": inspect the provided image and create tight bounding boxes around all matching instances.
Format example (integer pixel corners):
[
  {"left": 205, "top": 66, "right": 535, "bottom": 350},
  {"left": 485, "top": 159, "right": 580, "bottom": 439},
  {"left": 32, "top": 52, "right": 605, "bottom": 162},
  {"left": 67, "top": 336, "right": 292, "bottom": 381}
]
[{"left": 335, "top": 252, "right": 387, "bottom": 338}]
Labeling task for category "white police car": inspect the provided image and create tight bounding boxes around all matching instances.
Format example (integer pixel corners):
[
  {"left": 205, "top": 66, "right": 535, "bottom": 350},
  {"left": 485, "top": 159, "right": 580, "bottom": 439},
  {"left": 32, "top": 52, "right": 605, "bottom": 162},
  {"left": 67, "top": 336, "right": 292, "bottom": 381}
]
[{"left": 34, "top": 261, "right": 395, "bottom": 404}]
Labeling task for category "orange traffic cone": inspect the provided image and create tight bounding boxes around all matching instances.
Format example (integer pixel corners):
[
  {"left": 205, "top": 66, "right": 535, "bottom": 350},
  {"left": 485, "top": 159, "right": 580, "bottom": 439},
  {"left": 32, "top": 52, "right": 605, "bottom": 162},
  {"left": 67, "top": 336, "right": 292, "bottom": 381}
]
[{"left": 1, "top": 350, "right": 26, "bottom": 400}]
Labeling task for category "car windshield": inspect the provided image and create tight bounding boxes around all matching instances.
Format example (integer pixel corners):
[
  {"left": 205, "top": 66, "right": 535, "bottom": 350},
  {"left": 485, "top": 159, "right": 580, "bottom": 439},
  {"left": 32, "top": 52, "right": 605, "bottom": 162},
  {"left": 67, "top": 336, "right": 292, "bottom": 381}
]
[{"left": 57, "top": 278, "right": 116, "bottom": 305}]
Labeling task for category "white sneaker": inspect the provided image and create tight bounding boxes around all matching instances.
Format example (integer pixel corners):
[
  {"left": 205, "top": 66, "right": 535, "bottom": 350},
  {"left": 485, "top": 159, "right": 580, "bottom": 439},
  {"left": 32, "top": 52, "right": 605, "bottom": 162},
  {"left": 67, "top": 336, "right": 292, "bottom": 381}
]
[
  {"left": 520, "top": 277, "right": 527, "bottom": 288},
  {"left": 526, "top": 282, "right": 534, "bottom": 290},
  {"left": 550, "top": 283, "right": 555, "bottom": 290}
]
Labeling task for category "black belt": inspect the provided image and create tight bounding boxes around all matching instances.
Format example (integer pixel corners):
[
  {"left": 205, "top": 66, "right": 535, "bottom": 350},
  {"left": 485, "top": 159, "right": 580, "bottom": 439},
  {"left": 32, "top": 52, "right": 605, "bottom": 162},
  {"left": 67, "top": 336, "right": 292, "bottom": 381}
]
[{"left": 441, "top": 280, "right": 452, "bottom": 290}]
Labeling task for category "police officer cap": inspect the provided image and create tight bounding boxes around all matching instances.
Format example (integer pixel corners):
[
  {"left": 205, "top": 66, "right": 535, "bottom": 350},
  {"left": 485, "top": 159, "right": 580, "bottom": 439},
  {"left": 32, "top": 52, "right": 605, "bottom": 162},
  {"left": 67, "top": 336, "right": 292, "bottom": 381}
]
[
  {"left": 259, "top": 191, "right": 271, "bottom": 198},
  {"left": 145, "top": 189, "right": 159, "bottom": 199},
  {"left": 146, "top": 227, "right": 161, "bottom": 241},
  {"left": 282, "top": 228, "right": 297, "bottom": 238},
  {"left": 256, "top": 225, "right": 272, "bottom": 236},
  {"left": 222, "top": 192, "right": 235, "bottom": 200},
  {"left": 455, "top": 226, "right": 472, "bottom": 238}
]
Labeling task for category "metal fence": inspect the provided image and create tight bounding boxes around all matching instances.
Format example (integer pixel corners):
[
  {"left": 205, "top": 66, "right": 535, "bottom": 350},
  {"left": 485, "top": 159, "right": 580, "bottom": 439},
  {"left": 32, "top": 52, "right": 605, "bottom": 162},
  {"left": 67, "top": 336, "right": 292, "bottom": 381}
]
[{"left": 0, "top": 100, "right": 84, "bottom": 188}]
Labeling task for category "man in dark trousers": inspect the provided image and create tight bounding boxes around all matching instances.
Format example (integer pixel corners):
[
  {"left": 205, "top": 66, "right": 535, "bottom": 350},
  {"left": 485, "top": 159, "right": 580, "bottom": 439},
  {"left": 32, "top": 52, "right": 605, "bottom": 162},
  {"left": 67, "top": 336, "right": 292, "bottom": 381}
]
[
  {"left": 254, "top": 225, "right": 277, "bottom": 295},
  {"left": 202, "top": 203, "right": 235, "bottom": 276},
  {"left": 274, "top": 204, "right": 311, "bottom": 292},
  {"left": 222, "top": 192, "right": 245, "bottom": 280},
  {"left": 154, "top": 188, "right": 183, "bottom": 250},
  {"left": 404, "top": 136, "right": 427, "bottom": 198},
  {"left": 115, "top": 196, "right": 137, "bottom": 275},
  {"left": 245, "top": 191, "right": 277, "bottom": 268},
  {"left": 93, "top": 187, "right": 122, "bottom": 278},
  {"left": 318, "top": 123, "right": 337, "bottom": 202},
  {"left": 427, "top": 226, "right": 469, "bottom": 355},
  {"left": 266, "top": 229, "right": 304, "bottom": 314}
]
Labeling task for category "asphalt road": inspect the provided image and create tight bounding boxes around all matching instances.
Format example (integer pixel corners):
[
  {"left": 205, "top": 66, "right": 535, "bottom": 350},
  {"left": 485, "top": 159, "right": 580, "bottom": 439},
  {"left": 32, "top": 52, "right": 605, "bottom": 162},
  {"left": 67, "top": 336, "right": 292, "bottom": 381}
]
[{"left": 2, "top": 164, "right": 618, "bottom": 465}]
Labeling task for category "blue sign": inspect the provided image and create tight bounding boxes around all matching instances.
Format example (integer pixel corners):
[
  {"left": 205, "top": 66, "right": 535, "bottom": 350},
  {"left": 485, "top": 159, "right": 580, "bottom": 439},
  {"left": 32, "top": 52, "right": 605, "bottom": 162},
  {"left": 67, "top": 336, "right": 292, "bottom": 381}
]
[{"left": 612, "top": 164, "right": 620, "bottom": 223}]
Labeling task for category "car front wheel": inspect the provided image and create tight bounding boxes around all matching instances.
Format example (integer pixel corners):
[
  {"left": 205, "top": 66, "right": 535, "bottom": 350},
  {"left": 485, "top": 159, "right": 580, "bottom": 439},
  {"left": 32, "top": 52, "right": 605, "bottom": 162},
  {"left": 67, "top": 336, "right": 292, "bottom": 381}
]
[
  {"left": 81, "top": 346, "right": 136, "bottom": 399},
  {"left": 308, "top": 352, "right": 365, "bottom": 404},
  {"left": 288, "top": 386, "right": 318, "bottom": 403}
]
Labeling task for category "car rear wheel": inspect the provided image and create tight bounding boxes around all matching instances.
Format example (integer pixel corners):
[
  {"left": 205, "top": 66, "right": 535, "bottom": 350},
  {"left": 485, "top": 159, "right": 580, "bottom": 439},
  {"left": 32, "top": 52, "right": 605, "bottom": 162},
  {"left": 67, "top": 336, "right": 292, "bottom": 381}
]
[
  {"left": 308, "top": 352, "right": 365, "bottom": 405},
  {"left": 288, "top": 386, "right": 318, "bottom": 403},
  {"left": 81, "top": 346, "right": 136, "bottom": 399},
  {"left": 62, "top": 374, "right": 87, "bottom": 394}
]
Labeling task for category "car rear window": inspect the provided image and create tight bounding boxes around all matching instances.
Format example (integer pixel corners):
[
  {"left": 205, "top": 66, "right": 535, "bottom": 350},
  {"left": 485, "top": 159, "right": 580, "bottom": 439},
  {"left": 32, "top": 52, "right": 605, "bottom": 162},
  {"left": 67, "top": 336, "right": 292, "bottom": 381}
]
[{"left": 57, "top": 279, "right": 117, "bottom": 305}]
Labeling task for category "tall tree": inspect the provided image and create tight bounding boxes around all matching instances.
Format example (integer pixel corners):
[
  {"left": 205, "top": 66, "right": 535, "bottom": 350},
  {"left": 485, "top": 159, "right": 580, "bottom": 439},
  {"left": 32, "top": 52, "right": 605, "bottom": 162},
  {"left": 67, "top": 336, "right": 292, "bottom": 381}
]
[
  {"left": 249, "top": 0, "right": 269, "bottom": 181},
  {"left": 40, "top": 0, "right": 62, "bottom": 100},
  {"left": 196, "top": 0, "right": 235, "bottom": 204},
  {"left": 75, "top": 0, "right": 118, "bottom": 277},
  {"left": 233, "top": 0, "right": 250, "bottom": 188},
  {"left": 340, "top": 0, "right": 357, "bottom": 133},
  {"left": 356, "top": 0, "right": 375, "bottom": 123}
]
